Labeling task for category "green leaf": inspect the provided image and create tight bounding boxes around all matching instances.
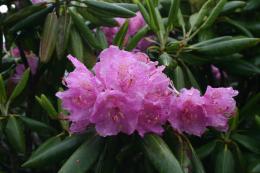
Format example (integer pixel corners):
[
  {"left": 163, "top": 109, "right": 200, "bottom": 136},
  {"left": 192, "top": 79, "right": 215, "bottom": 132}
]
[
  {"left": 114, "top": 3, "right": 138, "bottom": 12},
  {"left": 40, "top": 12, "right": 59, "bottom": 63},
  {"left": 215, "top": 145, "right": 234, "bottom": 173},
  {"left": 137, "top": 2, "right": 151, "bottom": 29},
  {"left": 5, "top": 116, "right": 25, "bottom": 153},
  {"left": 22, "top": 133, "right": 91, "bottom": 168},
  {"left": 69, "top": 8, "right": 101, "bottom": 49},
  {"left": 56, "top": 12, "right": 72, "bottom": 59},
  {"left": 196, "top": 140, "right": 216, "bottom": 159},
  {"left": 173, "top": 66, "right": 185, "bottom": 90},
  {"left": 10, "top": 5, "right": 55, "bottom": 33},
  {"left": 0, "top": 74, "right": 6, "bottom": 104},
  {"left": 96, "top": 29, "right": 108, "bottom": 50},
  {"left": 9, "top": 68, "right": 30, "bottom": 102},
  {"left": 145, "top": 0, "right": 160, "bottom": 31},
  {"left": 77, "top": 8, "right": 118, "bottom": 27},
  {"left": 58, "top": 136, "right": 103, "bottom": 173},
  {"left": 3, "top": 3, "right": 46, "bottom": 26},
  {"left": 167, "top": 0, "right": 180, "bottom": 30},
  {"left": 113, "top": 20, "right": 129, "bottom": 48},
  {"left": 126, "top": 26, "right": 149, "bottom": 51},
  {"left": 183, "top": 65, "right": 201, "bottom": 90},
  {"left": 142, "top": 134, "right": 184, "bottom": 173},
  {"left": 221, "top": 1, "right": 246, "bottom": 14},
  {"left": 36, "top": 94, "right": 58, "bottom": 119},
  {"left": 18, "top": 116, "right": 55, "bottom": 133},
  {"left": 219, "top": 60, "right": 260, "bottom": 76},
  {"left": 30, "top": 135, "right": 61, "bottom": 158},
  {"left": 244, "top": 0, "right": 260, "bottom": 11},
  {"left": 240, "top": 92, "right": 260, "bottom": 120},
  {"left": 190, "top": 0, "right": 215, "bottom": 31},
  {"left": 223, "top": 18, "right": 253, "bottom": 37},
  {"left": 69, "top": 26, "right": 85, "bottom": 62},
  {"left": 187, "top": 140, "right": 205, "bottom": 173},
  {"left": 194, "top": 38, "right": 260, "bottom": 56},
  {"left": 79, "top": 0, "right": 136, "bottom": 18},
  {"left": 190, "top": 36, "right": 233, "bottom": 48},
  {"left": 231, "top": 133, "right": 260, "bottom": 154},
  {"left": 201, "top": 0, "right": 227, "bottom": 30}
]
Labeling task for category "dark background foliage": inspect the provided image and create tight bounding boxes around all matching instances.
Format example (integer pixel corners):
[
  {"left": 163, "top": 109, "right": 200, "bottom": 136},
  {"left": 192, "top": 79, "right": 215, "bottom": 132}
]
[{"left": 0, "top": 0, "right": 260, "bottom": 173}]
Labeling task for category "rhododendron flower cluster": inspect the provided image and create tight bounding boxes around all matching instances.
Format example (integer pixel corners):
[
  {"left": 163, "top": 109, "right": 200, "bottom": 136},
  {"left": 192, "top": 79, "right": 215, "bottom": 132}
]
[
  {"left": 169, "top": 87, "right": 238, "bottom": 136},
  {"left": 102, "top": 12, "right": 152, "bottom": 50},
  {"left": 57, "top": 46, "right": 238, "bottom": 137}
]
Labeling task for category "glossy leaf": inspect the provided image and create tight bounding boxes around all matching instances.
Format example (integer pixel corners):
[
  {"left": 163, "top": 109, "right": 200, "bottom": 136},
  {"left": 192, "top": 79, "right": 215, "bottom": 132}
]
[
  {"left": 22, "top": 133, "right": 91, "bottom": 168},
  {"left": 231, "top": 133, "right": 260, "bottom": 154},
  {"left": 36, "top": 94, "right": 58, "bottom": 119},
  {"left": 113, "top": 20, "right": 129, "bottom": 48},
  {"left": 5, "top": 116, "right": 25, "bottom": 153},
  {"left": 215, "top": 145, "right": 234, "bottom": 173},
  {"left": 221, "top": 1, "right": 246, "bottom": 14},
  {"left": 58, "top": 136, "right": 103, "bottom": 173},
  {"left": 167, "top": 0, "right": 180, "bottom": 30},
  {"left": 18, "top": 116, "right": 55, "bottom": 133},
  {"left": 40, "top": 12, "right": 58, "bottom": 63},
  {"left": 9, "top": 68, "right": 30, "bottom": 102},
  {"left": 173, "top": 66, "right": 185, "bottom": 90},
  {"left": 79, "top": 0, "right": 136, "bottom": 18},
  {"left": 126, "top": 26, "right": 149, "bottom": 51},
  {"left": 142, "top": 134, "right": 184, "bottom": 173},
  {"left": 0, "top": 74, "right": 6, "bottom": 104},
  {"left": 196, "top": 140, "right": 217, "bottom": 159}
]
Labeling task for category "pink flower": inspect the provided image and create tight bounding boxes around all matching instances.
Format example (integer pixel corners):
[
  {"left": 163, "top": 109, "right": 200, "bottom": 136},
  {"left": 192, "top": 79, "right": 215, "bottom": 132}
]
[
  {"left": 203, "top": 86, "right": 238, "bottom": 131},
  {"left": 56, "top": 55, "right": 102, "bottom": 133},
  {"left": 11, "top": 47, "right": 20, "bottom": 57},
  {"left": 31, "top": 0, "right": 44, "bottom": 4},
  {"left": 57, "top": 46, "right": 172, "bottom": 136},
  {"left": 168, "top": 88, "right": 208, "bottom": 136},
  {"left": 168, "top": 86, "right": 238, "bottom": 136},
  {"left": 11, "top": 54, "right": 38, "bottom": 83},
  {"left": 102, "top": 12, "right": 152, "bottom": 50},
  {"left": 90, "top": 90, "right": 141, "bottom": 136}
]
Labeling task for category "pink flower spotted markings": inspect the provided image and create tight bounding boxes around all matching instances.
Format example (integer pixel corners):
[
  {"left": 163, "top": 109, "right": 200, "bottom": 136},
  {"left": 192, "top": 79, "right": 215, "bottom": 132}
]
[
  {"left": 56, "top": 46, "right": 172, "bottom": 137},
  {"left": 57, "top": 46, "right": 238, "bottom": 137},
  {"left": 168, "top": 87, "right": 238, "bottom": 136}
]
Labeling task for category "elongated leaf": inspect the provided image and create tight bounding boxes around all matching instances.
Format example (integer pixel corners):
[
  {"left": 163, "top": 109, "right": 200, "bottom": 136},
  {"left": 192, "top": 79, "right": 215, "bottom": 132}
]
[
  {"left": 195, "top": 38, "right": 260, "bottom": 56},
  {"left": 173, "top": 66, "right": 185, "bottom": 90},
  {"left": 56, "top": 12, "right": 72, "bottom": 59},
  {"left": 40, "top": 12, "right": 58, "bottom": 63},
  {"left": 69, "top": 8, "right": 101, "bottom": 49},
  {"left": 231, "top": 133, "right": 260, "bottom": 154},
  {"left": 9, "top": 68, "right": 30, "bottom": 102},
  {"left": 18, "top": 116, "right": 55, "bottom": 133},
  {"left": 137, "top": 2, "right": 151, "bottom": 29},
  {"left": 10, "top": 5, "right": 54, "bottom": 33},
  {"left": 142, "top": 134, "right": 184, "bottom": 173},
  {"left": 58, "top": 136, "right": 103, "bottom": 173},
  {"left": 3, "top": 3, "right": 46, "bottom": 26},
  {"left": 167, "top": 0, "right": 180, "bottom": 30},
  {"left": 221, "top": 1, "right": 246, "bottom": 14},
  {"left": 126, "top": 26, "right": 149, "bottom": 51},
  {"left": 201, "top": 0, "right": 227, "bottom": 30},
  {"left": 114, "top": 3, "right": 138, "bottom": 12},
  {"left": 240, "top": 92, "right": 260, "bottom": 120},
  {"left": 79, "top": 0, "right": 135, "bottom": 18},
  {"left": 22, "top": 133, "right": 91, "bottom": 168},
  {"left": 215, "top": 145, "right": 234, "bottom": 173},
  {"left": 5, "top": 116, "right": 25, "bottom": 153},
  {"left": 30, "top": 135, "right": 61, "bottom": 158},
  {"left": 77, "top": 8, "right": 118, "bottom": 27},
  {"left": 145, "top": 0, "right": 160, "bottom": 31},
  {"left": 190, "top": 0, "right": 215, "bottom": 31},
  {"left": 190, "top": 36, "right": 233, "bottom": 48},
  {"left": 183, "top": 65, "right": 200, "bottom": 90},
  {"left": 113, "top": 20, "right": 129, "bottom": 48},
  {"left": 0, "top": 74, "right": 6, "bottom": 104},
  {"left": 223, "top": 18, "right": 253, "bottom": 37},
  {"left": 69, "top": 26, "right": 85, "bottom": 62},
  {"left": 196, "top": 140, "right": 216, "bottom": 159},
  {"left": 36, "top": 94, "right": 58, "bottom": 119},
  {"left": 187, "top": 140, "right": 205, "bottom": 173}
]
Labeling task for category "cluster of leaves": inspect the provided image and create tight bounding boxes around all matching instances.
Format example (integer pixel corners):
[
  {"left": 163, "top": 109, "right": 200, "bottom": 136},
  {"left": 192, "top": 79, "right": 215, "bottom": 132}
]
[{"left": 0, "top": 0, "right": 260, "bottom": 173}]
